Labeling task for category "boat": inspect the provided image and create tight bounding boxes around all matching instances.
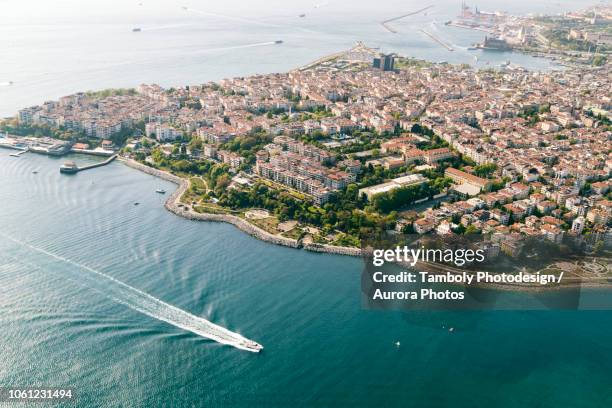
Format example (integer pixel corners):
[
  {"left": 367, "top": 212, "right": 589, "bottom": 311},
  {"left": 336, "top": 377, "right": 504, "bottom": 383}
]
[
  {"left": 32, "top": 170, "right": 38, "bottom": 174},
  {"left": 395, "top": 341, "right": 401, "bottom": 347},
  {"left": 134, "top": 202, "right": 140, "bottom": 206},
  {"left": 299, "top": 13, "right": 306, "bottom": 17},
  {"left": 274, "top": 40, "right": 283, "bottom": 44},
  {"left": 132, "top": 28, "right": 142, "bottom": 32},
  {"left": 237, "top": 339, "right": 264, "bottom": 352},
  {"left": 155, "top": 189, "right": 166, "bottom": 194},
  {"left": 60, "top": 161, "right": 79, "bottom": 174}
]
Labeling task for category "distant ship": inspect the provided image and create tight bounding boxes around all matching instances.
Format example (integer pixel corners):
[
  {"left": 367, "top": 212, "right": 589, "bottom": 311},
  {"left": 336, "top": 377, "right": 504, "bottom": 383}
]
[
  {"left": 475, "top": 36, "right": 511, "bottom": 51},
  {"left": 275, "top": 40, "right": 283, "bottom": 44},
  {"left": 156, "top": 189, "right": 166, "bottom": 194},
  {"left": 299, "top": 13, "right": 306, "bottom": 17},
  {"left": 132, "top": 28, "right": 142, "bottom": 32}
]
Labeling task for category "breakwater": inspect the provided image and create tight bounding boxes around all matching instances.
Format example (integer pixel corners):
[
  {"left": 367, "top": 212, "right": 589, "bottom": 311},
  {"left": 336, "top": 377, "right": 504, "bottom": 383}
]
[
  {"left": 419, "top": 29, "right": 454, "bottom": 52},
  {"left": 381, "top": 5, "right": 435, "bottom": 34},
  {"left": 303, "top": 242, "right": 361, "bottom": 257}
]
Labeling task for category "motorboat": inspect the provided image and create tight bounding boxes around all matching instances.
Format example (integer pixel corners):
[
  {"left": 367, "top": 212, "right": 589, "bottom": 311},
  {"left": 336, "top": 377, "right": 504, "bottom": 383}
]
[{"left": 237, "top": 339, "right": 263, "bottom": 352}]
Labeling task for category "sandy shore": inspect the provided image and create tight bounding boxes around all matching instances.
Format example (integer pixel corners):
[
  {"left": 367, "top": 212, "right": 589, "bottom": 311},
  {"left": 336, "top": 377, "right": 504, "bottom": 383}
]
[{"left": 120, "top": 158, "right": 362, "bottom": 257}]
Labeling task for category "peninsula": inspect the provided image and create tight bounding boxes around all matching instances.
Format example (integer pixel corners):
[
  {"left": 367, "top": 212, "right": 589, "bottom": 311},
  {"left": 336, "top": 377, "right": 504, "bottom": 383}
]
[{"left": 2, "top": 12, "right": 611, "bottom": 286}]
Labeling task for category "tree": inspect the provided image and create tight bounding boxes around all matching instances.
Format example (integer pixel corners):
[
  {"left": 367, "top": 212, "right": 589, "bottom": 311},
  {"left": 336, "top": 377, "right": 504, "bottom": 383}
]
[
  {"left": 473, "top": 163, "right": 497, "bottom": 178},
  {"left": 465, "top": 225, "right": 480, "bottom": 235},
  {"left": 214, "top": 174, "right": 231, "bottom": 195}
]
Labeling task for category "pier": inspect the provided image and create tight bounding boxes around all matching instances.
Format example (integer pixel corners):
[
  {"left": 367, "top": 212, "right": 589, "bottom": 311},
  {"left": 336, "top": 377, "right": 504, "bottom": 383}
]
[
  {"left": 420, "top": 29, "right": 454, "bottom": 52},
  {"left": 297, "top": 42, "right": 381, "bottom": 72},
  {"left": 60, "top": 154, "right": 117, "bottom": 174},
  {"left": 381, "top": 5, "right": 435, "bottom": 33},
  {"left": 9, "top": 148, "right": 28, "bottom": 157}
]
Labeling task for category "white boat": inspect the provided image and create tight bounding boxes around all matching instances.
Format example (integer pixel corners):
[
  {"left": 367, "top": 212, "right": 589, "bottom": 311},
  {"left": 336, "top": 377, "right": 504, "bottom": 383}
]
[
  {"left": 156, "top": 189, "right": 166, "bottom": 194},
  {"left": 236, "top": 339, "right": 264, "bottom": 353}
]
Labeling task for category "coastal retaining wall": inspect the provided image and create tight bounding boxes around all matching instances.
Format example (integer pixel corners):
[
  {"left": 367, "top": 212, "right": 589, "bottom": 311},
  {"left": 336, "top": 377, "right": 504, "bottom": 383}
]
[
  {"left": 120, "top": 158, "right": 184, "bottom": 185},
  {"left": 120, "top": 158, "right": 361, "bottom": 257},
  {"left": 303, "top": 243, "right": 362, "bottom": 257},
  {"left": 120, "top": 158, "right": 300, "bottom": 249}
]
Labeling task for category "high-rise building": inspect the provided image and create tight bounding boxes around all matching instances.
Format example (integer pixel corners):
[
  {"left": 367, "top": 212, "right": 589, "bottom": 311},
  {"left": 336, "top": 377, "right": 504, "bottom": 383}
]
[
  {"left": 382, "top": 54, "right": 395, "bottom": 71},
  {"left": 571, "top": 216, "right": 586, "bottom": 235},
  {"left": 372, "top": 54, "right": 395, "bottom": 72}
]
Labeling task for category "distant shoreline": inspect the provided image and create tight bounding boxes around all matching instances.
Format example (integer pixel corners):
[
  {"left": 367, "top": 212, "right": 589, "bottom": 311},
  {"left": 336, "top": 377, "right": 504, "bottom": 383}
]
[{"left": 119, "top": 157, "right": 362, "bottom": 257}]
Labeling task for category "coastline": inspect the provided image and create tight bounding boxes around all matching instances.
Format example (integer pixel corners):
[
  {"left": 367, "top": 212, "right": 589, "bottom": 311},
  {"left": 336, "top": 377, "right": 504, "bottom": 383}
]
[
  {"left": 119, "top": 157, "right": 362, "bottom": 257},
  {"left": 118, "top": 158, "right": 610, "bottom": 291}
]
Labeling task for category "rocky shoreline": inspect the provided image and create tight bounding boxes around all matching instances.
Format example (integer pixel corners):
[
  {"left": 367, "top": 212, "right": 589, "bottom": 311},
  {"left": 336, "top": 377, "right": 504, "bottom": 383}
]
[{"left": 120, "top": 158, "right": 362, "bottom": 257}]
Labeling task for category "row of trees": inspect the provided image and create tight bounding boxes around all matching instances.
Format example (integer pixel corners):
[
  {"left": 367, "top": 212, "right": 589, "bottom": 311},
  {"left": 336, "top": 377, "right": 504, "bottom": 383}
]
[
  {"left": 370, "top": 183, "right": 433, "bottom": 213},
  {"left": 218, "top": 182, "right": 397, "bottom": 240}
]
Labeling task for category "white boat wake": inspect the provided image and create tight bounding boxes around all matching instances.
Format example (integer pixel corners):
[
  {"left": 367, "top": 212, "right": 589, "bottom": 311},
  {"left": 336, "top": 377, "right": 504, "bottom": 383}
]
[
  {"left": 0, "top": 233, "right": 263, "bottom": 353},
  {"left": 140, "top": 23, "right": 193, "bottom": 32},
  {"left": 193, "top": 41, "right": 281, "bottom": 55}
]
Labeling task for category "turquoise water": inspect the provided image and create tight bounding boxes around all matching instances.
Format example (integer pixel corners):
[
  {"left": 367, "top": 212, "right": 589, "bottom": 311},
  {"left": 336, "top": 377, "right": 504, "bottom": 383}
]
[{"left": 1, "top": 152, "right": 611, "bottom": 407}]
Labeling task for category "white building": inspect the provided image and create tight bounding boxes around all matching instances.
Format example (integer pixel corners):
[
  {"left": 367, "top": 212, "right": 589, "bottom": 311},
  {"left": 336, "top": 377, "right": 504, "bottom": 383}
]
[{"left": 571, "top": 216, "right": 586, "bottom": 235}]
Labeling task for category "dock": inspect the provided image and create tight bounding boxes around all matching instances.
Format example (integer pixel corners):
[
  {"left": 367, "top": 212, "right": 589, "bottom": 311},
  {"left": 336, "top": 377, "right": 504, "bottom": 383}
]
[
  {"left": 420, "top": 29, "right": 454, "bottom": 51},
  {"left": 60, "top": 154, "right": 117, "bottom": 174},
  {"left": 9, "top": 148, "right": 28, "bottom": 157},
  {"left": 381, "top": 5, "right": 435, "bottom": 34}
]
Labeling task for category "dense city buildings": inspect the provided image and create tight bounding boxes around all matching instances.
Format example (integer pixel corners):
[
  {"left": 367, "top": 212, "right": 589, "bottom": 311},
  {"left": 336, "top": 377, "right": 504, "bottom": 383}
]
[{"left": 6, "top": 37, "right": 611, "bottom": 248}]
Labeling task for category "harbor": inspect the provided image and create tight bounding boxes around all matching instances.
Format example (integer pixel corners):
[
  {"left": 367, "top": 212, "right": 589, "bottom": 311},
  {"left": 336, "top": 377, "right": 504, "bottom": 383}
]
[{"left": 1, "top": 134, "right": 116, "bottom": 164}]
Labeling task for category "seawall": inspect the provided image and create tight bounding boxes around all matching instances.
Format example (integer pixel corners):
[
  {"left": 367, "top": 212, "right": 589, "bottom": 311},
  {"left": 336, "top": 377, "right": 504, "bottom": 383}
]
[{"left": 120, "top": 158, "right": 361, "bottom": 257}]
